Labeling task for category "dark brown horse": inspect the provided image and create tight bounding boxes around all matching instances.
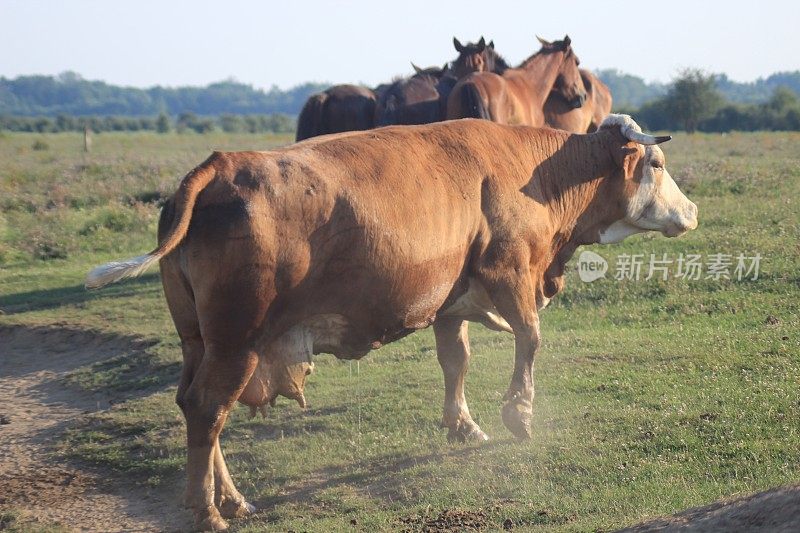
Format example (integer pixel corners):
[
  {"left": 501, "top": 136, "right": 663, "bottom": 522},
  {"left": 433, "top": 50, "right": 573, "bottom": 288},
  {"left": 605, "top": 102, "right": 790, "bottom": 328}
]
[
  {"left": 449, "top": 37, "right": 510, "bottom": 78},
  {"left": 544, "top": 69, "right": 613, "bottom": 132},
  {"left": 375, "top": 38, "right": 511, "bottom": 126},
  {"left": 374, "top": 65, "right": 448, "bottom": 126},
  {"left": 295, "top": 84, "right": 377, "bottom": 141},
  {"left": 446, "top": 36, "right": 587, "bottom": 128}
]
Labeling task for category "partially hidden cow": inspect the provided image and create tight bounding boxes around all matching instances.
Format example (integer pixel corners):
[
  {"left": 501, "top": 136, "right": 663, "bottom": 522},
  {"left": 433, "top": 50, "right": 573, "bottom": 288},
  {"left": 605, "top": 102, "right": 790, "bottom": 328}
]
[{"left": 86, "top": 114, "right": 698, "bottom": 530}]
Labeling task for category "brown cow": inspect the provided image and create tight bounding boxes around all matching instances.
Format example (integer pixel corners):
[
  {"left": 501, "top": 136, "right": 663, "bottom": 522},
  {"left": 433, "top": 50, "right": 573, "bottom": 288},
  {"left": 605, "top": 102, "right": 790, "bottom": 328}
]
[
  {"left": 544, "top": 69, "right": 613, "bottom": 132},
  {"left": 86, "top": 114, "right": 697, "bottom": 530}
]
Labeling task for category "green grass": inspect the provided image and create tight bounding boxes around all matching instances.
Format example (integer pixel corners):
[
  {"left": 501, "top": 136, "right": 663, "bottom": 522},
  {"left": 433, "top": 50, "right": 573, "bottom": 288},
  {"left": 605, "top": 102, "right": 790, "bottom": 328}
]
[
  {"left": 0, "top": 509, "right": 69, "bottom": 533},
  {"left": 1, "top": 130, "right": 798, "bottom": 531}
]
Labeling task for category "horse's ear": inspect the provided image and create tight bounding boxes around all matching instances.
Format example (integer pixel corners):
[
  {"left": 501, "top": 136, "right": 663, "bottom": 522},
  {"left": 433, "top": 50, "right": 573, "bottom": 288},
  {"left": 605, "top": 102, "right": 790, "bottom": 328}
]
[
  {"left": 453, "top": 37, "right": 464, "bottom": 52},
  {"left": 411, "top": 62, "right": 423, "bottom": 74},
  {"left": 563, "top": 35, "right": 571, "bottom": 48},
  {"left": 488, "top": 40, "right": 495, "bottom": 49},
  {"left": 536, "top": 35, "right": 550, "bottom": 46},
  {"left": 476, "top": 37, "right": 486, "bottom": 52},
  {"left": 442, "top": 63, "right": 449, "bottom": 72}
]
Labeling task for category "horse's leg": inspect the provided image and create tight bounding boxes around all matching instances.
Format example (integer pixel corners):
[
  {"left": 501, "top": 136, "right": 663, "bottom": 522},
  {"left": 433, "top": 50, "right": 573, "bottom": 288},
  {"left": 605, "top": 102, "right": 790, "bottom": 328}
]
[{"left": 434, "top": 318, "right": 488, "bottom": 443}]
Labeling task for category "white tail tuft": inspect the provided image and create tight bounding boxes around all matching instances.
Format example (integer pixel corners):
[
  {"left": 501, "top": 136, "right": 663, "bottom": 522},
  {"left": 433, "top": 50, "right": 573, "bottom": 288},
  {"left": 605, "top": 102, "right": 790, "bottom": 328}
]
[{"left": 85, "top": 253, "right": 160, "bottom": 289}]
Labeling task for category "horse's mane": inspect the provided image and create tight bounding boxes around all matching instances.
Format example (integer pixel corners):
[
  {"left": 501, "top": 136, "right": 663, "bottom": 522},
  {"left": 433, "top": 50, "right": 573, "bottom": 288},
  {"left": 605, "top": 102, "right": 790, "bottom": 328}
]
[
  {"left": 487, "top": 49, "right": 511, "bottom": 74},
  {"left": 518, "top": 39, "right": 570, "bottom": 69}
]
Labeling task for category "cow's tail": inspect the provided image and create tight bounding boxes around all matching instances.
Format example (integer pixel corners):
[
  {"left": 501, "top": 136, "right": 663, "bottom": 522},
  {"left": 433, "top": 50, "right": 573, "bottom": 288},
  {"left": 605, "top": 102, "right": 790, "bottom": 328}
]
[
  {"left": 295, "top": 92, "right": 328, "bottom": 141},
  {"left": 460, "top": 82, "right": 490, "bottom": 120},
  {"left": 85, "top": 158, "right": 217, "bottom": 289}
]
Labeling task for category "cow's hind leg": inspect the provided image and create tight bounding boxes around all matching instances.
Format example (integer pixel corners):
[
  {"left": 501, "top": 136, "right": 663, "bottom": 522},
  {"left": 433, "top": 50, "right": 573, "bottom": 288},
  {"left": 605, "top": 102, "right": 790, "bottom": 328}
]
[
  {"left": 214, "top": 438, "right": 256, "bottom": 518},
  {"left": 180, "top": 347, "right": 257, "bottom": 531},
  {"left": 434, "top": 318, "right": 488, "bottom": 443}
]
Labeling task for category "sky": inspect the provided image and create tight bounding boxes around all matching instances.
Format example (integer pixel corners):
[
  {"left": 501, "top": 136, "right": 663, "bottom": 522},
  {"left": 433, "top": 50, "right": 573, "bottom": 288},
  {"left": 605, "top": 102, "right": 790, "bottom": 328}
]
[{"left": 1, "top": 0, "right": 798, "bottom": 90}]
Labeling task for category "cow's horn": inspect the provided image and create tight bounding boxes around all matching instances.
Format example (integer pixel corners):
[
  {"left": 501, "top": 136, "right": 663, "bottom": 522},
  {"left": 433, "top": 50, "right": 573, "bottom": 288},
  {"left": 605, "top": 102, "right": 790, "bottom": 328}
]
[{"left": 623, "top": 128, "right": 672, "bottom": 146}]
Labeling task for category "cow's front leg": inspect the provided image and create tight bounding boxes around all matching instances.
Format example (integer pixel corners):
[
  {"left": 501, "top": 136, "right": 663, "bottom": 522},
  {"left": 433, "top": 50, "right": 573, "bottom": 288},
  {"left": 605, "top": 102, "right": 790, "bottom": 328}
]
[
  {"left": 434, "top": 318, "right": 488, "bottom": 443},
  {"left": 479, "top": 259, "right": 541, "bottom": 440},
  {"left": 500, "top": 312, "right": 539, "bottom": 440}
]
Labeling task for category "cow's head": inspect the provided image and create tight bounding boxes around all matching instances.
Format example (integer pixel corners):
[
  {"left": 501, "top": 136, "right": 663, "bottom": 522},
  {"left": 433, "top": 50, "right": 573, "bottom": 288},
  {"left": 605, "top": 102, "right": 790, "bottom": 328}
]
[{"left": 597, "top": 114, "right": 698, "bottom": 243}]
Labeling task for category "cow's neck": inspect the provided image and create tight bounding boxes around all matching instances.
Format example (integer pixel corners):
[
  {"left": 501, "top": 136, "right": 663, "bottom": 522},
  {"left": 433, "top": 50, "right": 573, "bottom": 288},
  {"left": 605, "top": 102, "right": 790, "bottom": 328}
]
[
  {"left": 518, "top": 52, "right": 563, "bottom": 108},
  {"left": 523, "top": 130, "right": 621, "bottom": 290},
  {"left": 529, "top": 131, "right": 617, "bottom": 238}
]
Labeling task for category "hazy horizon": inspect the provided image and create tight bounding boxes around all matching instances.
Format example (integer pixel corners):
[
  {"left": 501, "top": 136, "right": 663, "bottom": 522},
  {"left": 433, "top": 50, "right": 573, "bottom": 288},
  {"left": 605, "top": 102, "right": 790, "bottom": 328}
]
[{"left": 3, "top": 0, "right": 798, "bottom": 91}]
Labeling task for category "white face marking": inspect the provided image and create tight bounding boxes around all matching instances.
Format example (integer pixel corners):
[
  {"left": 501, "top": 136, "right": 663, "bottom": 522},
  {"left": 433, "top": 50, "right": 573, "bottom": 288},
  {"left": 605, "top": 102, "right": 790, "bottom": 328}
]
[
  {"left": 623, "top": 145, "right": 698, "bottom": 237},
  {"left": 599, "top": 220, "right": 646, "bottom": 244}
]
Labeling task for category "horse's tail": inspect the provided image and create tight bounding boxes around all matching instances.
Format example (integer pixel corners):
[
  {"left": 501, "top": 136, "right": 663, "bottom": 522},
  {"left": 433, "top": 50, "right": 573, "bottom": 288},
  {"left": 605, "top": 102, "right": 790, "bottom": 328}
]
[
  {"left": 85, "top": 156, "right": 218, "bottom": 289},
  {"left": 296, "top": 92, "right": 328, "bottom": 141},
  {"left": 458, "top": 82, "right": 490, "bottom": 120}
]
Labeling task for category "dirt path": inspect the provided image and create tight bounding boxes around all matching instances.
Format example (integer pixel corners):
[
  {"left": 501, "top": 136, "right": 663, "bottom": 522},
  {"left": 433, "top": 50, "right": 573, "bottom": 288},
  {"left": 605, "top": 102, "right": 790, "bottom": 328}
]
[
  {"left": 0, "top": 325, "right": 189, "bottom": 532},
  {"left": 617, "top": 484, "right": 800, "bottom": 532}
]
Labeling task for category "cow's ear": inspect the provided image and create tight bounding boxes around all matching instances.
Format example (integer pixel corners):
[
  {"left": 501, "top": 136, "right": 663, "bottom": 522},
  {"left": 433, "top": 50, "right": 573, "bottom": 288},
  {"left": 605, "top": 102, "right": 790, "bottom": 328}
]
[{"left": 614, "top": 144, "right": 642, "bottom": 179}]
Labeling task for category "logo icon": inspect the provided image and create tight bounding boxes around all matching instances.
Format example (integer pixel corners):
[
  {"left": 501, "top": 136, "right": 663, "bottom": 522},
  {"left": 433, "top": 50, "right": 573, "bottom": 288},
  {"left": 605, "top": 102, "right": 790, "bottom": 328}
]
[{"left": 577, "top": 251, "right": 608, "bottom": 282}]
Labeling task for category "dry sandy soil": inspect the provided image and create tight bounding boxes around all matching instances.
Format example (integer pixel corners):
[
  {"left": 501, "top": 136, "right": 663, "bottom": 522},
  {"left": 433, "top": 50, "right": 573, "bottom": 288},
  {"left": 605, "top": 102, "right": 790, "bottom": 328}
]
[
  {"left": 1, "top": 324, "right": 797, "bottom": 532},
  {"left": 0, "top": 324, "right": 189, "bottom": 532}
]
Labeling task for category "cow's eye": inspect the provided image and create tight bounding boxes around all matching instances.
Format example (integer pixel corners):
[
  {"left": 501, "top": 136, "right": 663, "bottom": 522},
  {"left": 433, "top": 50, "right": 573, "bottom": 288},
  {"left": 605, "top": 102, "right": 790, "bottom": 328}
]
[{"left": 650, "top": 161, "right": 663, "bottom": 169}]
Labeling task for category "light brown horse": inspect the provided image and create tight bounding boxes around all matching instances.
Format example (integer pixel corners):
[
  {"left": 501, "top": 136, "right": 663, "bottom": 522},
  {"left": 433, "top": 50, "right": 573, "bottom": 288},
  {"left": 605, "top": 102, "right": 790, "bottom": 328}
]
[
  {"left": 544, "top": 69, "right": 613, "bottom": 132},
  {"left": 446, "top": 36, "right": 587, "bottom": 128}
]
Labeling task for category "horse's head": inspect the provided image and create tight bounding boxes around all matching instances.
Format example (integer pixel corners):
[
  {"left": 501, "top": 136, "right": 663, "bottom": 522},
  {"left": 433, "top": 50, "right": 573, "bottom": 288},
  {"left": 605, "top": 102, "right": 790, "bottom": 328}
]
[
  {"left": 537, "top": 35, "right": 587, "bottom": 109},
  {"left": 451, "top": 36, "right": 488, "bottom": 78},
  {"left": 411, "top": 62, "right": 449, "bottom": 79}
]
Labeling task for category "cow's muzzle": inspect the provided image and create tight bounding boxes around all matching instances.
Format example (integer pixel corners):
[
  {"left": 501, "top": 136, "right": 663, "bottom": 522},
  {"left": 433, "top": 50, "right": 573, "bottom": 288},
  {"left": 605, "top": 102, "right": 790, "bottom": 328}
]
[{"left": 663, "top": 202, "right": 699, "bottom": 237}]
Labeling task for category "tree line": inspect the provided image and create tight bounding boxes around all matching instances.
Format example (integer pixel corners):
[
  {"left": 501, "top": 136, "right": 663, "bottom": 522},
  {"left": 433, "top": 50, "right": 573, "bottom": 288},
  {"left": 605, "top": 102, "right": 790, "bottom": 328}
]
[
  {"left": 0, "top": 72, "right": 326, "bottom": 117},
  {"left": 623, "top": 69, "right": 800, "bottom": 133},
  {"left": 598, "top": 69, "right": 800, "bottom": 109},
  {"left": 2, "top": 70, "right": 799, "bottom": 134},
  {"left": 0, "top": 112, "right": 295, "bottom": 134}
]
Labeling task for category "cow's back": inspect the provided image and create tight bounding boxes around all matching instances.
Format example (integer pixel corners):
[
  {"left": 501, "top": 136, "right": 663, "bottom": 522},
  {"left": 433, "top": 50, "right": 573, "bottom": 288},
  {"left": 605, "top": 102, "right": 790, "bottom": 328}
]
[{"left": 171, "top": 121, "right": 546, "bottom": 356}]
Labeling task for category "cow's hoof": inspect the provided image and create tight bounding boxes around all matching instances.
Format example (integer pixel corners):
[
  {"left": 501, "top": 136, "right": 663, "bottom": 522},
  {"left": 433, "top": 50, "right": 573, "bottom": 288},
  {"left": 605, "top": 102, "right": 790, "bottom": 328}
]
[
  {"left": 447, "top": 423, "right": 489, "bottom": 443},
  {"left": 195, "top": 506, "right": 229, "bottom": 531},
  {"left": 219, "top": 498, "right": 256, "bottom": 519},
  {"left": 501, "top": 392, "right": 532, "bottom": 440}
]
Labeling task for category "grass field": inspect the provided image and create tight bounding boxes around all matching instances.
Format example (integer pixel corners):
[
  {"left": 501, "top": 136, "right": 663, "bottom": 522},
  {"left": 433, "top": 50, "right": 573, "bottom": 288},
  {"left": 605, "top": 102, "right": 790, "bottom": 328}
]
[{"left": 1, "top": 129, "right": 799, "bottom": 531}]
